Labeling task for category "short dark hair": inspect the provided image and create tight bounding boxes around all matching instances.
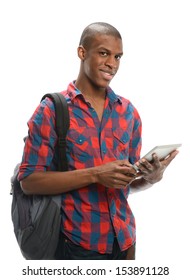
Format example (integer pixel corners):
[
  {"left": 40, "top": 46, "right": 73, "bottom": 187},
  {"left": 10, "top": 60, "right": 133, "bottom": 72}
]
[{"left": 79, "top": 22, "right": 122, "bottom": 49}]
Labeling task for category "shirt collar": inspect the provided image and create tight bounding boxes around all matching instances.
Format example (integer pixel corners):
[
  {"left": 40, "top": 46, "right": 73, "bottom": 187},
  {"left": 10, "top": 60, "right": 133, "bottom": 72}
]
[
  {"left": 106, "top": 86, "right": 122, "bottom": 105},
  {"left": 67, "top": 81, "right": 122, "bottom": 105},
  {"left": 66, "top": 81, "right": 82, "bottom": 100}
]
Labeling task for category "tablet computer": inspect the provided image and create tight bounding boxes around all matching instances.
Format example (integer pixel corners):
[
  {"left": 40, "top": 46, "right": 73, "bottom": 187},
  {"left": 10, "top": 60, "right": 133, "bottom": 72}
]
[{"left": 142, "top": 143, "right": 182, "bottom": 161}]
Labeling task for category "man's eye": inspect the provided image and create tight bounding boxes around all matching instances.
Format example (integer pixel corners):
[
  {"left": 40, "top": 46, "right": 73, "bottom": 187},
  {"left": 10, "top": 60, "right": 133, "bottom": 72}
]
[
  {"left": 100, "top": 52, "right": 108, "bottom": 57},
  {"left": 115, "top": 55, "right": 122, "bottom": 60}
]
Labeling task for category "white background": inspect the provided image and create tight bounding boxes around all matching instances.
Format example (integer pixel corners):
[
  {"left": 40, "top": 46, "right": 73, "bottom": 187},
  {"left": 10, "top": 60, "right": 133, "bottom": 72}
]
[{"left": 0, "top": 0, "right": 189, "bottom": 279}]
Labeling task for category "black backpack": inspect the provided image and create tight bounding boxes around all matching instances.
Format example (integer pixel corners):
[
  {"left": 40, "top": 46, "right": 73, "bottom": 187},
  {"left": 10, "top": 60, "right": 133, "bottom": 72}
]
[{"left": 10, "top": 92, "right": 70, "bottom": 260}]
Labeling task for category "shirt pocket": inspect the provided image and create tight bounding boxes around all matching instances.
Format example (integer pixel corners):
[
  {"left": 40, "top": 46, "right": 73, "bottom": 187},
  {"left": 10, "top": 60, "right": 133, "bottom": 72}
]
[
  {"left": 112, "top": 127, "right": 130, "bottom": 159},
  {"left": 66, "top": 128, "right": 95, "bottom": 163}
]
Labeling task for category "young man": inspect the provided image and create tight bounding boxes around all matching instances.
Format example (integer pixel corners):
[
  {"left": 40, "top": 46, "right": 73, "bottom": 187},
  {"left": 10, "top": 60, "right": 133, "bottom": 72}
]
[{"left": 18, "top": 22, "right": 179, "bottom": 260}]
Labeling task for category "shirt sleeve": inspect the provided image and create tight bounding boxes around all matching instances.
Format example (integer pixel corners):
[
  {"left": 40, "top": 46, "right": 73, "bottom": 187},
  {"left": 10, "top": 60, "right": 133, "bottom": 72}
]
[
  {"left": 129, "top": 105, "right": 142, "bottom": 164},
  {"left": 18, "top": 98, "right": 57, "bottom": 181}
]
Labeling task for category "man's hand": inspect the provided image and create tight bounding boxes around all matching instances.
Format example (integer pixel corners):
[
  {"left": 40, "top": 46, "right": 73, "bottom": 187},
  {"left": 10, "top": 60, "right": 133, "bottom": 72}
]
[
  {"left": 134, "top": 150, "right": 179, "bottom": 184},
  {"left": 95, "top": 160, "right": 137, "bottom": 189}
]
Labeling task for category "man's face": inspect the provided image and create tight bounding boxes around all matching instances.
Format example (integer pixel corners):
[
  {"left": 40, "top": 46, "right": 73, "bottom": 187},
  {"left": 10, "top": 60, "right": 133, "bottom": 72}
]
[{"left": 81, "top": 34, "right": 123, "bottom": 89}]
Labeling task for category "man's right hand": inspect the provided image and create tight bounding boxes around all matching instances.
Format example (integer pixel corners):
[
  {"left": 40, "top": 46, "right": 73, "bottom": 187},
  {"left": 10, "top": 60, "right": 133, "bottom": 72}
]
[{"left": 94, "top": 160, "right": 138, "bottom": 189}]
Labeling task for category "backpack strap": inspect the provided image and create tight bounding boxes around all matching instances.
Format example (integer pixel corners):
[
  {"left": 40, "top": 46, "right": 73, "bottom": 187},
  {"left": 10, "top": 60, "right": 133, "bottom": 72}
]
[{"left": 41, "top": 92, "right": 70, "bottom": 172}]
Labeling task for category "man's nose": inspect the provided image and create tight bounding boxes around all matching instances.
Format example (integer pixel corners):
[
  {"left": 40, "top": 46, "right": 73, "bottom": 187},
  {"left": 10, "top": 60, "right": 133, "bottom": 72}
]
[{"left": 105, "top": 56, "right": 118, "bottom": 69}]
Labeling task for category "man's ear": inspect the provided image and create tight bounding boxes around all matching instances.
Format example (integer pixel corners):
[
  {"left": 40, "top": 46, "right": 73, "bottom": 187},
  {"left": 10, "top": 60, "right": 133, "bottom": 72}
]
[{"left": 77, "top": 45, "right": 86, "bottom": 60}]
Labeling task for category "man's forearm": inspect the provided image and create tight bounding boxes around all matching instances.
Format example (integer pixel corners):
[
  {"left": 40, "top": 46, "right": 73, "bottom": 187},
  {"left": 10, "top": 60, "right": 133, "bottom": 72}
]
[
  {"left": 21, "top": 168, "right": 97, "bottom": 195},
  {"left": 129, "top": 177, "right": 153, "bottom": 194}
]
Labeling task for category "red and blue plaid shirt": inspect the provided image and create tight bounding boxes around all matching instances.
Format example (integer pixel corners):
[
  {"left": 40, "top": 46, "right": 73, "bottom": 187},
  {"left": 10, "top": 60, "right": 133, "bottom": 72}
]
[{"left": 18, "top": 81, "right": 142, "bottom": 254}]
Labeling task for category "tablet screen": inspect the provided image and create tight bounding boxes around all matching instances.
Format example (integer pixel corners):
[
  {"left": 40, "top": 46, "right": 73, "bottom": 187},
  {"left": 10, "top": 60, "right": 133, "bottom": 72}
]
[{"left": 142, "top": 143, "right": 182, "bottom": 161}]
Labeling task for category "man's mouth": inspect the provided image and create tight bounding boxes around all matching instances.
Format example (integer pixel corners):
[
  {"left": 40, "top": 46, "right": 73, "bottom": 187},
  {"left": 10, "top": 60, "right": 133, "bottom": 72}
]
[{"left": 100, "top": 70, "right": 115, "bottom": 81}]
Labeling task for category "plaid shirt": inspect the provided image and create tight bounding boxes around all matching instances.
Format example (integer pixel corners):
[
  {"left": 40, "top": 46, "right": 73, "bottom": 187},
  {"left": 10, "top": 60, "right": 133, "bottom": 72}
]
[{"left": 18, "top": 81, "right": 142, "bottom": 254}]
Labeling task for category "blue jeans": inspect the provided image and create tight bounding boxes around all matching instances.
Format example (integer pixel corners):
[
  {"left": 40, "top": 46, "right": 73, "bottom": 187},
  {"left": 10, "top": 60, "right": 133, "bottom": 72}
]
[{"left": 55, "top": 233, "right": 135, "bottom": 260}]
